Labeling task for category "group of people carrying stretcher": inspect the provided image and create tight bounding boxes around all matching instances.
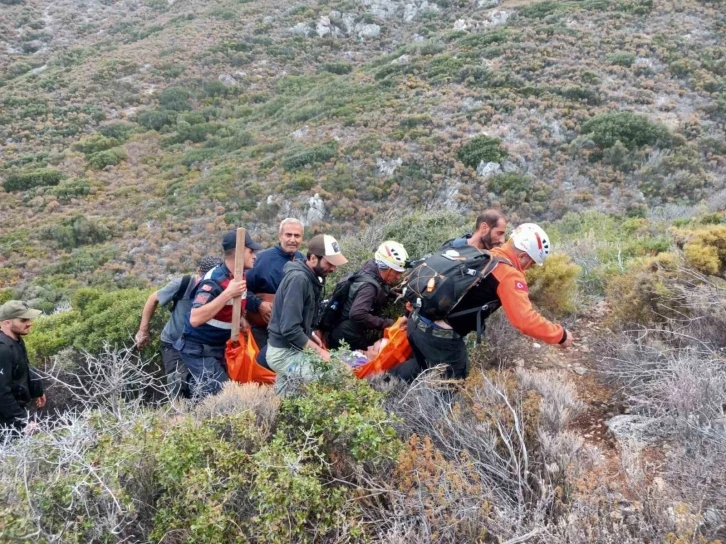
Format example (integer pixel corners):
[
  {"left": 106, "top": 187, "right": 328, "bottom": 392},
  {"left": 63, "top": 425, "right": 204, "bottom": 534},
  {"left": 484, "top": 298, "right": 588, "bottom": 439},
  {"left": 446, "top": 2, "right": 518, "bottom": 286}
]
[{"left": 135, "top": 210, "right": 573, "bottom": 398}]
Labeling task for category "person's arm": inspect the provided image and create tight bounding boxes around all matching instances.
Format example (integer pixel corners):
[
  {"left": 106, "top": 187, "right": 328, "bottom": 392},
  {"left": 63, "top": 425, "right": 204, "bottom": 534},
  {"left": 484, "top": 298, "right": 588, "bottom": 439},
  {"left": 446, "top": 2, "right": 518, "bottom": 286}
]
[
  {"left": 277, "top": 275, "right": 315, "bottom": 350},
  {"left": 349, "top": 283, "right": 395, "bottom": 331},
  {"left": 495, "top": 270, "right": 568, "bottom": 345},
  {"left": 135, "top": 291, "right": 159, "bottom": 348},
  {"left": 0, "top": 346, "right": 27, "bottom": 429},
  {"left": 189, "top": 279, "right": 246, "bottom": 327}
]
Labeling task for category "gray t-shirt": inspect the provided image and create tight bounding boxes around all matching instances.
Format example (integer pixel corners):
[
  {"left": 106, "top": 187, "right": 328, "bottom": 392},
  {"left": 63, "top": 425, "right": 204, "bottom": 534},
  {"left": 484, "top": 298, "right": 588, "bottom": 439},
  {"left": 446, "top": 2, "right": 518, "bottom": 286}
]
[{"left": 157, "top": 276, "right": 197, "bottom": 345}]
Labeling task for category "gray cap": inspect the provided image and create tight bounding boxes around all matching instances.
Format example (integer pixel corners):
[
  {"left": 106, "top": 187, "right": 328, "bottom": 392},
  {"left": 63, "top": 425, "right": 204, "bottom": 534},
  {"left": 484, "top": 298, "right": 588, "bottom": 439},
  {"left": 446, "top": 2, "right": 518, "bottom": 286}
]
[{"left": 0, "top": 300, "right": 42, "bottom": 321}]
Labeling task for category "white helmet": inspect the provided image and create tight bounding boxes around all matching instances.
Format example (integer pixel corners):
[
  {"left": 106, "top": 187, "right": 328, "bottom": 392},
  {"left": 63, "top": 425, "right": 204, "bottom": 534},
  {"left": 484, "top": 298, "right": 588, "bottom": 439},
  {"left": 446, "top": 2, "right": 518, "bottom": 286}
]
[
  {"left": 511, "top": 223, "right": 550, "bottom": 266},
  {"left": 374, "top": 240, "right": 409, "bottom": 272}
]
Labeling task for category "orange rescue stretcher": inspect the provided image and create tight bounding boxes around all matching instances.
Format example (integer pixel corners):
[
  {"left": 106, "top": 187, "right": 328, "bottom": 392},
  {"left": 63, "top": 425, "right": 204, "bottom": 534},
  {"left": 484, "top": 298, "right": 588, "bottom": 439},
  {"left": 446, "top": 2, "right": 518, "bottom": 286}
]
[{"left": 225, "top": 317, "right": 412, "bottom": 385}]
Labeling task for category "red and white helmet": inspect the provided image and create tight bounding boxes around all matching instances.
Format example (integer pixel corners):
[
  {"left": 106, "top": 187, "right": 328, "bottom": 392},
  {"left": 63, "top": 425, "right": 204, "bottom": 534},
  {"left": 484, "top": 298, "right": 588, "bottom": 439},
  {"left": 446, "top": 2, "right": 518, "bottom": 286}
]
[
  {"left": 374, "top": 240, "right": 408, "bottom": 272},
  {"left": 511, "top": 223, "right": 550, "bottom": 266}
]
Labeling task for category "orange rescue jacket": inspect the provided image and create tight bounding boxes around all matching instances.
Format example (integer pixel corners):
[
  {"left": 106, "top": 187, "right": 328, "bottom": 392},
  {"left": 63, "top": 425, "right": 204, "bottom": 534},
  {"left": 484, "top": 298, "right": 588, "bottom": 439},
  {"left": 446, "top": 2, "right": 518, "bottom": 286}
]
[{"left": 488, "top": 244, "right": 565, "bottom": 345}]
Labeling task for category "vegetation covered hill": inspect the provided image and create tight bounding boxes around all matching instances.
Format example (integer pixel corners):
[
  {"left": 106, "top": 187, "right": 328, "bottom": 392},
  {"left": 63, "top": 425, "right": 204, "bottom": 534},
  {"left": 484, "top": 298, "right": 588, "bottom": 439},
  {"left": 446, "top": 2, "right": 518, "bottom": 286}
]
[
  {"left": 1, "top": 0, "right": 725, "bottom": 312},
  {"left": 1, "top": 0, "right": 725, "bottom": 541}
]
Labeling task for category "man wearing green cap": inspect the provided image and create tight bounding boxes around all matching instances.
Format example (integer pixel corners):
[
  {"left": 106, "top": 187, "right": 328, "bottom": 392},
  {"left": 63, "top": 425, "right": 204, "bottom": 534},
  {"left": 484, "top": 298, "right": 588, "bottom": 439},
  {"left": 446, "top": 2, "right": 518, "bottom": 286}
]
[{"left": 0, "top": 301, "right": 46, "bottom": 434}]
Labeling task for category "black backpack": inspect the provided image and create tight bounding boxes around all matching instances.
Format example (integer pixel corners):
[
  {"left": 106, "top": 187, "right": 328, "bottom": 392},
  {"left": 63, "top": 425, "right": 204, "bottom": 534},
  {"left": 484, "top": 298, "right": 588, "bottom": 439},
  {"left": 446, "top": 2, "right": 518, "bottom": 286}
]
[
  {"left": 168, "top": 275, "right": 192, "bottom": 313},
  {"left": 317, "top": 273, "right": 379, "bottom": 332},
  {"left": 401, "top": 246, "right": 510, "bottom": 341}
]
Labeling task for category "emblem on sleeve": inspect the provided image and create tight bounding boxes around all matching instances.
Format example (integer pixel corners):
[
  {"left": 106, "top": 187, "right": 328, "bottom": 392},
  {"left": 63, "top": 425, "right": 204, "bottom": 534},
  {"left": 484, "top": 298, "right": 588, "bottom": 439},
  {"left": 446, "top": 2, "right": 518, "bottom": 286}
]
[{"left": 514, "top": 280, "right": 529, "bottom": 292}]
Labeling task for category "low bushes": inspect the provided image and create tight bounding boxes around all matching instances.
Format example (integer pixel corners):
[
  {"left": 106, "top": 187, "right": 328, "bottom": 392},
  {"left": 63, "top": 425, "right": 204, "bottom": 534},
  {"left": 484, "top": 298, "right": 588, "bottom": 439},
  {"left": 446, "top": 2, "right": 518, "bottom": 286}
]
[
  {"left": 581, "top": 112, "right": 672, "bottom": 150},
  {"left": 281, "top": 140, "right": 338, "bottom": 171},
  {"left": 457, "top": 135, "right": 507, "bottom": 169},
  {"left": 675, "top": 225, "right": 726, "bottom": 276},
  {"left": 526, "top": 253, "right": 581, "bottom": 316},
  {"left": 41, "top": 214, "right": 112, "bottom": 249},
  {"left": 25, "top": 286, "right": 161, "bottom": 359},
  {"left": 3, "top": 168, "right": 64, "bottom": 192}
]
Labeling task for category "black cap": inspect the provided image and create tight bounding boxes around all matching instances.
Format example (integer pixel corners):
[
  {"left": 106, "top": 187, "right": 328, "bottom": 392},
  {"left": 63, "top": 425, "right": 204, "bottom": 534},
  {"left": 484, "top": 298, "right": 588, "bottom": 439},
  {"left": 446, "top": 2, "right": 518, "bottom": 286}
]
[{"left": 222, "top": 230, "right": 264, "bottom": 251}]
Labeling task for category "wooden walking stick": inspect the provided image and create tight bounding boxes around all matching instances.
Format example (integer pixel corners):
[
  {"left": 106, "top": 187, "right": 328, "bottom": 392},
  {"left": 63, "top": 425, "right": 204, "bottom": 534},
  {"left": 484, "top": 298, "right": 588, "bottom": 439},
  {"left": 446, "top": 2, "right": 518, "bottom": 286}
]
[{"left": 230, "top": 227, "right": 246, "bottom": 346}]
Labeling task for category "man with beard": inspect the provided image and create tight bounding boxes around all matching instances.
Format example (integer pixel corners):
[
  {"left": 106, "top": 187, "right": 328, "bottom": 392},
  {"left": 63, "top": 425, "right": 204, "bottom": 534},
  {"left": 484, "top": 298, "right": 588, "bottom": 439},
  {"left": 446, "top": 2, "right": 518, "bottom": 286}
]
[
  {"left": 441, "top": 209, "right": 507, "bottom": 251},
  {"left": 266, "top": 234, "right": 347, "bottom": 389},
  {"left": 0, "top": 301, "right": 45, "bottom": 435},
  {"left": 245, "top": 218, "right": 305, "bottom": 349}
]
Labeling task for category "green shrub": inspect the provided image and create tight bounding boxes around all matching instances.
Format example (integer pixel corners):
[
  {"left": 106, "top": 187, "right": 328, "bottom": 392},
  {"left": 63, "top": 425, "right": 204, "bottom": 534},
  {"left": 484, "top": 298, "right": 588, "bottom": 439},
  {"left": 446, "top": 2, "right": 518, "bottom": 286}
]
[
  {"left": 526, "top": 254, "right": 581, "bottom": 316},
  {"left": 73, "top": 134, "right": 120, "bottom": 156},
  {"left": 675, "top": 225, "right": 726, "bottom": 276},
  {"left": 605, "top": 252, "right": 684, "bottom": 327},
  {"left": 519, "top": 0, "right": 563, "bottom": 18},
  {"left": 87, "top": 147, "right": 126, "bottom": 169},
  {"left": 581, "top": 112, "right": 672, "bottom": 150},
  {"left": 281, "top": 140, "right": 338, "bottom": 171},
  {"left": 607, "top": 52, "right": 636, "bottom": 67},
  {"left": 158, "top": 86, "right": 192, "bottom": 111},
  {"left": 48, "top": 178, "right": 91, "bottom": 201},
  {"left": 202, "top": 79, "right": 229, "bottom": 97},
  {"left": 3, "top": 168, "right": 64, "bottom": 192},
  {"left": 98, "top": 122, "right": 135, "bottom": 140},
  {"left": 457, "top": 135, "right": 507, "bottom": 169},
  {"left": 25, "top": 286, "right": 162, "bottom": 358},
  {"left": 42, "top": 214, "right": 112, "bottom": 249},
  {"left": 137, "top": 109, "right": 175, "bottom": 131},
  {"left": 322, "top": 62, "right": 353, "bottom": 75}
]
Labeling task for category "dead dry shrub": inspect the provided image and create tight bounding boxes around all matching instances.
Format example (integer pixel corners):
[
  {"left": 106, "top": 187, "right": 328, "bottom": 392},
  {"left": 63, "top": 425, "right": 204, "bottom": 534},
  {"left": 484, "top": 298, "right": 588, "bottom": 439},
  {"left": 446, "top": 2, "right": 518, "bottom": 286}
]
[
  {"left": 195, "top": 381, "right": 280, "bottom": 432},
  {"left": 372, "top": 367, "right": 591, "bottom": 541}
]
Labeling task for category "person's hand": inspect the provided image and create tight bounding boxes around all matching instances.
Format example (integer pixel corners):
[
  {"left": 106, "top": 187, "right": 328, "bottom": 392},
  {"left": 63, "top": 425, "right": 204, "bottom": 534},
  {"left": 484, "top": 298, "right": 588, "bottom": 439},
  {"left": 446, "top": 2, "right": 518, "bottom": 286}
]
[
  {"left": 405, "top": 301, "right": 414, "bottom": 314},
  {"left": 223, "top": 279, "right": 247, "bottom": 300},
  {"left": 311, "top": 332, "right": 323, "bottom": 347},
  {"left": 35, "top": 394, "right": 46, "bottom": 409},
  {"left": 259, "top": 301, "right": 273, "bottom": 324},
  {"left": 398, "top": 316, "right": 408, "bottom": 329},
  {"left": 134, "top": 329, "right": 150, "bottom": 349},
  {"left": 25, "top": 421, "right": 39, "bottom": 436},
  {"left": 560, "top": 329, "right": 574, "bottom": 348},
  {"left": 318, "top": 349, "right": 331, "bottom": 363}
]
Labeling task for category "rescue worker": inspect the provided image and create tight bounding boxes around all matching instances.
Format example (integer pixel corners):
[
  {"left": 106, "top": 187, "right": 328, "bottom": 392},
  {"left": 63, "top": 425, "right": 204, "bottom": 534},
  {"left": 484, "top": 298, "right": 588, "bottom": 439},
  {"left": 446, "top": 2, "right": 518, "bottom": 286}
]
[
  {"left": 246, "top": 218, "right": 305, "bottom": 349},
  {"left": 442, "top": 209, "right": 507, "bottom": 251},
  {"left": 134, "top": 255, "right": 223, "bottom": 398},
  {"left": 408, "top": 224, "right": 574, "bottom": 379},
  {"left": 0, "top": 301, "right": 45, "bottom": 435},
  {"left": 266, "top": 234, "right": 347, "bottom": 387},
  {"left": 174, "top": 229, "right": 262, "bottom": 398},
  {"left": 328, "top": 241, "right": 409, "bottom": 351}
]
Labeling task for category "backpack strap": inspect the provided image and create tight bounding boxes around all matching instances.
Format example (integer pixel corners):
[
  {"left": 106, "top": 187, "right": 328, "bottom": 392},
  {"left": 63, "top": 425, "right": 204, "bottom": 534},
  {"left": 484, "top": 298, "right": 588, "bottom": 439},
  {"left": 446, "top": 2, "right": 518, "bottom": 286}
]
[
  {"left": 170, "top": 275, "right": 192, "bottom": 313},
  {"left": 444, "top": 255, "right": 512, "bottom": 344}
]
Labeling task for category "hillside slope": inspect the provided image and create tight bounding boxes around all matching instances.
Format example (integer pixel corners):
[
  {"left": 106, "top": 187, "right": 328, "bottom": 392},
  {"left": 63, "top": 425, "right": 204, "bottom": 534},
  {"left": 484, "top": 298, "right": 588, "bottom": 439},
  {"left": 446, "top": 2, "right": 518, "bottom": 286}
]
[{"left": 1, "top": 0, "right": 725, "bottom": 311}]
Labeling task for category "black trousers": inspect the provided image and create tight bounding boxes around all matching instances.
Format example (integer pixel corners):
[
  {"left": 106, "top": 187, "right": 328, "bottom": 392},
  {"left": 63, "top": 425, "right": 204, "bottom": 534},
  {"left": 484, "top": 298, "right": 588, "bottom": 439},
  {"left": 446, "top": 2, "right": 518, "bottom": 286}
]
[
  {"left": 406, "top": 317, "right": 468, "bottom": 380},
  {"left": 251, "top": 326, "right": 269, "bottom": 350},
  {"left": 329, "top": 320, "right": 383, "bottom": 351}
]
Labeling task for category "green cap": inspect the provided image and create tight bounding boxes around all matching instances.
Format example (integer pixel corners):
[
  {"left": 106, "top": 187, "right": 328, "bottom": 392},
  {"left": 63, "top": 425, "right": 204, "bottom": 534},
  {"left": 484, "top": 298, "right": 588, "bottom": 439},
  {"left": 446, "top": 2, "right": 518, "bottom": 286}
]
[{"left": 0, "top": 300, "right": 42, "bottom": 321}]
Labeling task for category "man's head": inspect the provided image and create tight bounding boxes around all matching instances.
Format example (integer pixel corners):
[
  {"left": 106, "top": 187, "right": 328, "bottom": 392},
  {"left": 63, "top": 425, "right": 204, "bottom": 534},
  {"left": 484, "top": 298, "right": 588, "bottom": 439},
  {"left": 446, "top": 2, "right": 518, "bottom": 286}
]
[
  {"left": 374, "top": 240, "right": 409, "bottom": 285},
  {"left": 306, "top": 234, "right": 348, "bottom": 277},
  {"left": 196, "top": 255, "right": 223, "bottom": 277},
  {"left": 278, "top": 218, "right": 304, "bottom": 255},
  {"left": 222, "top": 229, "right": 264, "bottom": 270},
  {"left": 473, "top": 209, "right": 507, "bottom": 250},
  {"left": 508, "top": 223, "right": 551, "bottom": 271},
  {"left": 0, "top": 300, "right": 42, "bottom": 339}
]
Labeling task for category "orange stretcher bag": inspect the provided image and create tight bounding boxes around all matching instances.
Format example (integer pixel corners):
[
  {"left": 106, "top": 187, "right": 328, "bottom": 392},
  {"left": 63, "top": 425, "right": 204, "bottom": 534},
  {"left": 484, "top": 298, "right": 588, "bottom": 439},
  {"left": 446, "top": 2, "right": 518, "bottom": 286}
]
[
  {"left": 225, "top": 329, "right": 276, "bottom": 385},
  {"left": 353, "top": 317, "right": 412, "bottom": 379}
]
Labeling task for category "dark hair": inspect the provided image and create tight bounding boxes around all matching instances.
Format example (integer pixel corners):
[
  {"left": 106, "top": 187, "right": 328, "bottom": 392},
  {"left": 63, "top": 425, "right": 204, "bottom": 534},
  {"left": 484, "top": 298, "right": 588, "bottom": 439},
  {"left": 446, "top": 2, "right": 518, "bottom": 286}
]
[
  {"left": 223, "top": 248, "right": 236, "bottom": 259},
  {"left": 474, "top": 209, "right": 505, "bottom": 231},
  {"left": 307, "top": 253, "right": 323, "bottom": 261},
  {"left": 197, "top": 255, "right": 223, "bottom": 276}
]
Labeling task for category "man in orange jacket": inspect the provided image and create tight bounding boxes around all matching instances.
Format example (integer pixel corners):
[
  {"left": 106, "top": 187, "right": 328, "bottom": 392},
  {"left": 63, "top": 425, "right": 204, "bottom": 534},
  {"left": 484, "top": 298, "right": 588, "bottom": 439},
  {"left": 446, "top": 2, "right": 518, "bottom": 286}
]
[{"left": 407, "top": 223, "right": 574, "bottom": 379}]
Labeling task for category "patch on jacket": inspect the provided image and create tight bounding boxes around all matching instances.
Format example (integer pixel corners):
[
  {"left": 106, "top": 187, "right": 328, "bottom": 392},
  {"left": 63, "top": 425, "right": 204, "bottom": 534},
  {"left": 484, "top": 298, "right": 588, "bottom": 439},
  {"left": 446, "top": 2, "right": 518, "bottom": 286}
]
[
  {"left": 194, "top": 292, "right": 212, "bottom": 305},
  {"left": 201, "top": 284, "right": 213, "bottom": 292},
  {"left": 514, "top": 280, "right": 529, "bottom": 292}
]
